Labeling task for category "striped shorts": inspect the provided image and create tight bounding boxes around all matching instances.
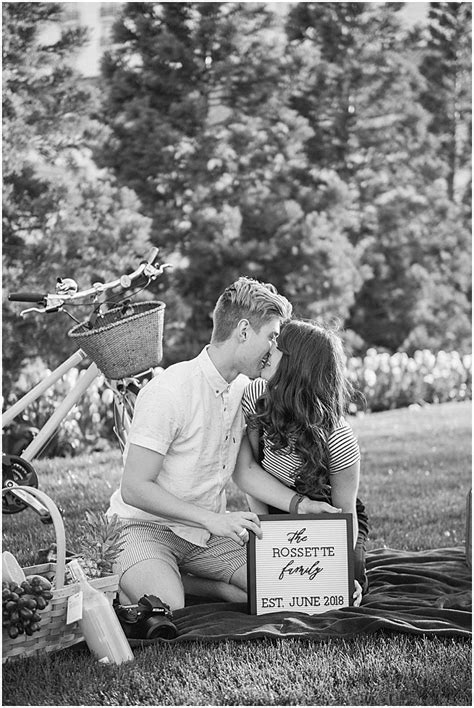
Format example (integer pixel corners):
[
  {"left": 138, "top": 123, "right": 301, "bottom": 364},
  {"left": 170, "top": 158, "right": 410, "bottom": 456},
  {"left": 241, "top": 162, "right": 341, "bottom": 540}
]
[{"left": 114, "top": 520, "right": 246, "bottom": 584}]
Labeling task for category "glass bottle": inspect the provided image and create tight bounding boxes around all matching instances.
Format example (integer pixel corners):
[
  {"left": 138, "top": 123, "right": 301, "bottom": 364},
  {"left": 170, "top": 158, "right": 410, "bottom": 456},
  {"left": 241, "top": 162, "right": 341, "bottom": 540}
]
[{"left": 67, "top": 559, "right": 134, "bottom": 665}]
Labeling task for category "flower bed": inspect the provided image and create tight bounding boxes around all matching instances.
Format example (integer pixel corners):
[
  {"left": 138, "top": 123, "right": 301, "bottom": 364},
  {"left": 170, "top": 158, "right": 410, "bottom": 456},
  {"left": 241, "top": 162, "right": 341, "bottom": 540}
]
[{"left": 346, "top": 349, "right": 472, "bottom": 413}]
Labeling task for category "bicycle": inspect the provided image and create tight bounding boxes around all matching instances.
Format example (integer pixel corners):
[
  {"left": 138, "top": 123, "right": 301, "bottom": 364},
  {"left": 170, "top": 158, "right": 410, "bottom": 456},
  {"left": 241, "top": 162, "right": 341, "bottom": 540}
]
[{"left": 2, "top": 248, "right": 171, "bottom": 521}]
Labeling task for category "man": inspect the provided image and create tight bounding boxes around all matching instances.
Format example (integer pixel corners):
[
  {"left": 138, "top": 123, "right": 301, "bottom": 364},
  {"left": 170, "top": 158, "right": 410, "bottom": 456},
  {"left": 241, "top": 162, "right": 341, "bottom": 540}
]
[{"left": 108, "top": 276, "right": 293, "bottom": 610}]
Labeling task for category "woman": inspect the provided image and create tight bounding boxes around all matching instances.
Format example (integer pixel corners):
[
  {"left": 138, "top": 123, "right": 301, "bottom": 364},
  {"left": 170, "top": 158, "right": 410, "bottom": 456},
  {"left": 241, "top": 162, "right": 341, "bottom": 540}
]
[{"left": 234, "top": 319, "right": 369, "bottom": 592}]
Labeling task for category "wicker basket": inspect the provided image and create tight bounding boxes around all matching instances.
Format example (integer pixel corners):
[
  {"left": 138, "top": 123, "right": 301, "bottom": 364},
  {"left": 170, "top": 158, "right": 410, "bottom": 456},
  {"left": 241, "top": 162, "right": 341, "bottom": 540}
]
[
  {"left": 2, "top": 486, "right": 118, "bottom": 662},
  {"left": 68, "top": 301, "right": 165, "bottom": 379}
]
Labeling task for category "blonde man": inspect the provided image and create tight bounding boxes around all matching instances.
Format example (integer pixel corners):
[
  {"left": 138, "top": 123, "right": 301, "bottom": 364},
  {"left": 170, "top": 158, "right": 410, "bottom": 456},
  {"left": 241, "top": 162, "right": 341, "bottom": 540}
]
[{"left": 108, "top": 277, "right": 293, "bottom": 610}]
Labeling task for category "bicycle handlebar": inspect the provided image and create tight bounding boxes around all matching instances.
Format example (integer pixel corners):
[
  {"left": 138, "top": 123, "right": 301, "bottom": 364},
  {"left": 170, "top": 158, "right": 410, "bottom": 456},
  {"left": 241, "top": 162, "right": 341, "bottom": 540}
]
[
  {"left": 8, "top": 292, "right": 47, "bottom": 303},
  {"left": 8, "top": 248, "right": 172, "bottom": 316}
]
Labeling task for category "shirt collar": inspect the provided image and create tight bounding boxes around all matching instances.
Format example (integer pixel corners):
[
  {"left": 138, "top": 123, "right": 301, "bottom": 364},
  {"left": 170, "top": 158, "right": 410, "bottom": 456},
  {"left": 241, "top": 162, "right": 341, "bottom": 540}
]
[{"left": 198, "top": 346, "right": 231, "bottom": 397}]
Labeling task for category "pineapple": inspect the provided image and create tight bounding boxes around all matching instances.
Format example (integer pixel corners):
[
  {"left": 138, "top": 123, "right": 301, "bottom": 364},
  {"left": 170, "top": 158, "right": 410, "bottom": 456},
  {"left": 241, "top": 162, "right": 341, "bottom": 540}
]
[
  {"left": 37, "top": 512, "right": 127, "bottom": 584},
  {"left": 75, "top": 510, "right": 127, "bottom": 580}
]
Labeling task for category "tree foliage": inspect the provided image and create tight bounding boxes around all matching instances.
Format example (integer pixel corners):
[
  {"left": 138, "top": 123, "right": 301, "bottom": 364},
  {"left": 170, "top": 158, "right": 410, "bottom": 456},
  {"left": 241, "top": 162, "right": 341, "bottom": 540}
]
[
  {"left": 419, "top": 1, "right": 472, "bottom": 202},
  {"left": 99, "top": 2, "right": 366, "bottom": 359},
  {"left": 2, "top": 1, "right": 472, "bottom": 399},
  {"left": 285, "top": 1, "right": 471, "bottom": 353},
  {"left": 2, "top": 2, "right": 153, "bottom": 393}
]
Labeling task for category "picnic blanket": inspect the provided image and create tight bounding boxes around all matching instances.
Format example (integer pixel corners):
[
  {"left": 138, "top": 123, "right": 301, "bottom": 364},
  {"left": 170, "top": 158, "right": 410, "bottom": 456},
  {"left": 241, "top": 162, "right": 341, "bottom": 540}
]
[{"left": 169, "top": 546, "right": 471, "bottom": 642}]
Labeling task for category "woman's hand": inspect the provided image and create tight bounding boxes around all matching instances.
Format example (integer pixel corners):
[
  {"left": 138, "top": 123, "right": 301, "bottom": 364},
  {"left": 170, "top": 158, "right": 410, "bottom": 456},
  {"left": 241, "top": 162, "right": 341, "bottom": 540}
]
[
  {"left": 353, "top": 579, "right": 363, "bottom": 607},
  {"left": 204, "top": 510, "right": 262, "bottom": 546},
  {"left": 298, "top": 497, "right": 342, "bottom": 515}
]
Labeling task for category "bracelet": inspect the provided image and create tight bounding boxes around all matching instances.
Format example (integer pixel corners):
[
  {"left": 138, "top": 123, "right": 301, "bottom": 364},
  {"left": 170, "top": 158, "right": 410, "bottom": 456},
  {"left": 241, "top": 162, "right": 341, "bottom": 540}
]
[{"left": 289, "top": 493, "right": 305, "bottom": 515}]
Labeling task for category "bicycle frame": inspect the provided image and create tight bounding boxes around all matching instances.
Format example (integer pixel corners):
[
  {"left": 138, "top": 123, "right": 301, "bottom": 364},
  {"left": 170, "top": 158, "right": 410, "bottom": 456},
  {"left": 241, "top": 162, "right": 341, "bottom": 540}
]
[
  {"left": 3, "top": 248, "right": 168, "bottom": 514},
  {"left": 2, "top": 349, "right": 100, "bottom": 462}
]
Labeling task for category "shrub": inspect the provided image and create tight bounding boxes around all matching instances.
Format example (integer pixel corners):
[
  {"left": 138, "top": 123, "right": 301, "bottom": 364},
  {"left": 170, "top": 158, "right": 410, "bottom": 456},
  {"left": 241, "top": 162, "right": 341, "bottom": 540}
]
[
  {"left": 2, "top": 357, "right": 115, "bottom": 458},
  {"left": 2, "top": 349, "right": 472, "bottom": 457},
  {"left": 346, "top": 349, "right": 472, "bottom": 413}
]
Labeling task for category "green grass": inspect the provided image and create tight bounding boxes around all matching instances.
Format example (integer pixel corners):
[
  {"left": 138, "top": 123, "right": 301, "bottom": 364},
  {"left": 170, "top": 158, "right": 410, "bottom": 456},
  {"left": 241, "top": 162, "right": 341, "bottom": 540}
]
[{"left": 2, "top": 400, "right": 472, "bottom": 706}]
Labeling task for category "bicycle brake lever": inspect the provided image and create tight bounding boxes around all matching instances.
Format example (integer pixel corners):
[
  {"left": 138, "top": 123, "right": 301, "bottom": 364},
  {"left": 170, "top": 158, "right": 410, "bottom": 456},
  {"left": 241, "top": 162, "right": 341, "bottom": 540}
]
[
  {"left": 20, "top": 306, "right": 47, "bottom": 317},
  {"left": 20, "top": 305, "right": 62, "bottom": 317},
  {"left": 20, "top": 294, "right": 65, "bottom": 317}
]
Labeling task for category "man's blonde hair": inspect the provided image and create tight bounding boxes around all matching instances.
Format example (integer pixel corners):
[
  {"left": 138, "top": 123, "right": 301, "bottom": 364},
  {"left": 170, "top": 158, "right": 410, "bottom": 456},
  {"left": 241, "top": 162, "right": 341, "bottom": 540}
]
[{"left": 211, "top": 277, "right": 292, "bottom": 343}]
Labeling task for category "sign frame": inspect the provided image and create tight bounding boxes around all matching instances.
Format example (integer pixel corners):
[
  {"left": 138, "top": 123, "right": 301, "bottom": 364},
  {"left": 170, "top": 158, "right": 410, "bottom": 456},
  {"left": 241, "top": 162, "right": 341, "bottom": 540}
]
[{"left": 247, "top": 513, "right": 355, "bottom": 615}]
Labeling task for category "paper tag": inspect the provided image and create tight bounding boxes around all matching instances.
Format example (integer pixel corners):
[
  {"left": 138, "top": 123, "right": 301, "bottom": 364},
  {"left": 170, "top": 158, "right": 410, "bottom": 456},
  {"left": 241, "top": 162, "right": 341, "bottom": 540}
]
[{"left": 66, "top": 590, "right": 83, "bottom": 624}]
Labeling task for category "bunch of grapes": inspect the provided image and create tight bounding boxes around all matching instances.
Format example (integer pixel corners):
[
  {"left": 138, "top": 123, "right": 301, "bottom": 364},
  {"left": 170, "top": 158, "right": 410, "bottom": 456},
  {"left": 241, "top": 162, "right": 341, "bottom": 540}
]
[{"left": 2, "top": 577, "right": 53, "bottom": 640}]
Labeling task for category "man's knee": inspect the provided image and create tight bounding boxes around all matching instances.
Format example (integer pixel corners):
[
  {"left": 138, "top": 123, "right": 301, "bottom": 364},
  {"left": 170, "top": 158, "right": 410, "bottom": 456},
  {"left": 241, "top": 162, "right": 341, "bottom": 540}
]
[
  {"left": 120, "top": 559, "right": 185, "bottom": 612},
  {"left": 229, "top": 564, "right": 247, "bottom": 592}
]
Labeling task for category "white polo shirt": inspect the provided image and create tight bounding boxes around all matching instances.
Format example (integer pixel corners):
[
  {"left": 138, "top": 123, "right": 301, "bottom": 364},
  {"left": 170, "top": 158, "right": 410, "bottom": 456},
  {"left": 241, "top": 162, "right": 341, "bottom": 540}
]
[{"left": 108, "top": 347, "right": 249, "bottom": 546}]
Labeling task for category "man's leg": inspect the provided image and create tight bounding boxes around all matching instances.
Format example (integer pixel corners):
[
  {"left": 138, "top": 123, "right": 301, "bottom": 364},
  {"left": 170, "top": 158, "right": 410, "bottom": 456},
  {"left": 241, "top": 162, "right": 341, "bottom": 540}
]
[
  {"left": 181, "top": 573, "right": 247, "bottom": 602},
  {"left": 228, "top": 564, "right": 247, "bottom": 593},
  {"left": 114, "top": 521, "right": 186, "bottom": 611},
  {"left": 120, "top": 558, "right": 185, "bottom": 611},
  {"left": 181, "top": 534, "right": 248, "bottom": 603}
]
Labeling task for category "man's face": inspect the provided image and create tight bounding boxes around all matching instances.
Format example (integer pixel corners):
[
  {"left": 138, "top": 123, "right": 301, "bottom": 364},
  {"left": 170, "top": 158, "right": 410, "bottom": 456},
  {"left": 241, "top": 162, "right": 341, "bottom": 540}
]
[
  {"left": 260, "top": 339, "right": 283, "bottom": 381},
  {"left": 239, "top": 317, "right": 281, "bottom": 379}
]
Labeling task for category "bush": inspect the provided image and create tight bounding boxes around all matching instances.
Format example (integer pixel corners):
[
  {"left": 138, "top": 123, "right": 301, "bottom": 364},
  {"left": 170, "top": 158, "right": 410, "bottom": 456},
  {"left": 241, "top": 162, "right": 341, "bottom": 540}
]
[
  {"left": 2, "top": 349, "right": 472, "bottom": 458},
  {"left": 347, "top": 349, "right": 472, "bottom": 413},
  {"left": 2, "top": 358, "right": 115, "bottom": 458}
]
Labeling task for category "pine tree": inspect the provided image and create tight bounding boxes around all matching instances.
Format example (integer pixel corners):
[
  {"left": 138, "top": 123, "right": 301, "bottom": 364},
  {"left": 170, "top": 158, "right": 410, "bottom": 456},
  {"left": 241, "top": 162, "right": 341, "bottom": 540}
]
[
  {"left": 100, "top": 2, "right": 365, "bottom": 361},
  {"left": 420, "top": 1, "right": 472, "bottom": 202},
  {"left": 286, "top": 1, "right": 471, "bottom": 353},
  {"left": 2, "top": 2, "right": 153, "bottom": 392}
]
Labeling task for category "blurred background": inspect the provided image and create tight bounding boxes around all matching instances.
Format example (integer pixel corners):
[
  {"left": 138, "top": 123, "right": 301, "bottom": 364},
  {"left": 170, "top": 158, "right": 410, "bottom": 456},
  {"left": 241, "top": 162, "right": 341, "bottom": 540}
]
[{"left": 2, "top": 2, "right": 471, "bottom": 456}]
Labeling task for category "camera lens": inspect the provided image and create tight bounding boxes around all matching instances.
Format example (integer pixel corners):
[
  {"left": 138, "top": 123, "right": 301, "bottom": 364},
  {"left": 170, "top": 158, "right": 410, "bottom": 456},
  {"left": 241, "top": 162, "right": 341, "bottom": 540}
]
[{"left": 143, "top": 616, "right": 178, "bottom": 640}]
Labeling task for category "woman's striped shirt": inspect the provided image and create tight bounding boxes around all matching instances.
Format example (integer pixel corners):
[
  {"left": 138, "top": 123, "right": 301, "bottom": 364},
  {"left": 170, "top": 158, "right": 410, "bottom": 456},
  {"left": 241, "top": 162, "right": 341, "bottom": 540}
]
[{"left": 242, "top": 378, "right": 360, "bottom": 488}]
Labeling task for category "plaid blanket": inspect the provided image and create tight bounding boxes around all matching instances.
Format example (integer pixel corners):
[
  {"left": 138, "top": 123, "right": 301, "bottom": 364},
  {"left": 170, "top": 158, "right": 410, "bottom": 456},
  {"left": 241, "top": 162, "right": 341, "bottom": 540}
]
[{"left": 169, "top": 546, "right": 471, "bottom": 642}]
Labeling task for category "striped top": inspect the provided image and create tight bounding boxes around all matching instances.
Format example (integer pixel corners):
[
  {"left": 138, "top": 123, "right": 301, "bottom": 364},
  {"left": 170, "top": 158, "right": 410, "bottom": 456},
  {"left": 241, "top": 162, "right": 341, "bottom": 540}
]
[{"left": 242, "top": 378, "right": 360, "bottom": 488}]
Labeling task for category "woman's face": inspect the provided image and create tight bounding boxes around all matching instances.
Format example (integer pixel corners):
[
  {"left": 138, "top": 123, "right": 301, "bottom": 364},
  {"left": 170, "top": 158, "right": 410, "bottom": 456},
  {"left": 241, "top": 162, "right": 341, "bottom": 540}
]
[{"left": 260, "top": 342, "right": 283, "bottom": 380}]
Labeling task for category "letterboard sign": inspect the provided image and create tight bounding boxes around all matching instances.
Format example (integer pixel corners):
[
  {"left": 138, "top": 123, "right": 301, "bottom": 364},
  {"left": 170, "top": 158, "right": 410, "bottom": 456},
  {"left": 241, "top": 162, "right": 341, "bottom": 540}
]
[{"left": 247, "top": 514, "right": 354, "bottom": 615}]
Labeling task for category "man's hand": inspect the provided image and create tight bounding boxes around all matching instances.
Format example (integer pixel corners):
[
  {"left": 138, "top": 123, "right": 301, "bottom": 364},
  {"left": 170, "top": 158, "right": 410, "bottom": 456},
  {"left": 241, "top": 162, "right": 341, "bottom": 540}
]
[
  {"left": 205, "top": 511, "right": 262, "bottom": 546},
  {"left": 298, "top": 497, "right": 342, "bottom": 514}
]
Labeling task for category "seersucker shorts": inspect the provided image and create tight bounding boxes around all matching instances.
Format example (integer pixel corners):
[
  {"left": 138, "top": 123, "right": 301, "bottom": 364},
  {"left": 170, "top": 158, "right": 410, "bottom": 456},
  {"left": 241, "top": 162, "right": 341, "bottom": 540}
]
[{"left": 114, "top": 519, "right": 246, "bottom": 583}]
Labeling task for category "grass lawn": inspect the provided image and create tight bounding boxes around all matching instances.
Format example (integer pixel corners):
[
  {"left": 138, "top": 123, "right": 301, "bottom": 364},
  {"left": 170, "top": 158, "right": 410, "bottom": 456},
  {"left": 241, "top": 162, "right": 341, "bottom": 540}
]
[{"left": 2, "top": 400, "right": 472, "bottom": 706}]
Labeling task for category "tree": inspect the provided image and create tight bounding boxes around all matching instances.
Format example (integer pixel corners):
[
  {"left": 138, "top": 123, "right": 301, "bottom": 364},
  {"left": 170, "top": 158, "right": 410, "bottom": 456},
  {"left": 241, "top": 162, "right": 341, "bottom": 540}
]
[
  {"left": 286, "top": 1, "right": 471, "bottom": 353},
  {"left": 2, "top": 2, "right": 153, "bottom": 394},
  {"left": 100, "top": 2, "right": 365, "bottom": 361},
  {"left": 420, "top": 1, "right": 472, "bottom": 203}
]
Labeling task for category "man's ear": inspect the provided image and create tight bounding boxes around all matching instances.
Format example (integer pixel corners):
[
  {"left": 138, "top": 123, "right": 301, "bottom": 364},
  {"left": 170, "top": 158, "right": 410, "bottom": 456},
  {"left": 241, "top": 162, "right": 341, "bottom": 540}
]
[{"left": 237, "top": 318, "right": 250, "bottom": 342}]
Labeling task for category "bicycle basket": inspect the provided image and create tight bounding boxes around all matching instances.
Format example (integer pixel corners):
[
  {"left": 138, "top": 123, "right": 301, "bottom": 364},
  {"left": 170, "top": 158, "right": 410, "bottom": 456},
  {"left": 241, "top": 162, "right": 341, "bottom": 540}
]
[{"left": 68, "top": 301, "right": 165, "bottom": 379}]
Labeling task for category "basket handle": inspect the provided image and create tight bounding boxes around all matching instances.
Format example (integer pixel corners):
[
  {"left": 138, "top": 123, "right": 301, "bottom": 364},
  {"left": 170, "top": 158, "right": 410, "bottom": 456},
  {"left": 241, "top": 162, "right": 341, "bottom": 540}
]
[{"left": 2, "top": 486, "right": 66, "bottom": 589}]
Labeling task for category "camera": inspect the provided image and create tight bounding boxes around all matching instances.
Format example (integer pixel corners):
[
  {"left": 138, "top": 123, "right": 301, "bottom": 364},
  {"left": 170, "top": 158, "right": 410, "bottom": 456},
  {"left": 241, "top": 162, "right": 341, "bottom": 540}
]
[{"left": 114, "top": 594, "right": 178, "bottom": 640}]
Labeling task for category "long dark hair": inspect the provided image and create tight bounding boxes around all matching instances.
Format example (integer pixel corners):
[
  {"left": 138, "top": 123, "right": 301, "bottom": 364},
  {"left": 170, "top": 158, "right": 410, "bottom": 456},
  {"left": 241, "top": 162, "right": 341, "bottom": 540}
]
[{"left": 255, "top": 319, "right": 354, "bottom": 498}]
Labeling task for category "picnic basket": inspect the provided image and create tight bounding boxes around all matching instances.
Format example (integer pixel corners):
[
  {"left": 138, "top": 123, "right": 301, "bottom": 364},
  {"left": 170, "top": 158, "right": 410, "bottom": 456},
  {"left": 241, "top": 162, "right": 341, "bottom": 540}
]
[
  {"left": 2, "top": 486, "right": 118, "bottom": 662},
  {"left": 68, "top": 300, "right": 165, "bottom": 379}
]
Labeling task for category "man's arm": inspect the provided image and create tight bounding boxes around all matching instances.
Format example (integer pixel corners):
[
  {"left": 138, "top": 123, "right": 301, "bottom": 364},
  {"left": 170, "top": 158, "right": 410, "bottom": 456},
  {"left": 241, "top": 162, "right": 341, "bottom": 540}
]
[
  {"left": 121, "top": 443, "right": 262, "bottom": 543},
  {"left": 244, "top": 426, "right": 269, "bottom": 514}
]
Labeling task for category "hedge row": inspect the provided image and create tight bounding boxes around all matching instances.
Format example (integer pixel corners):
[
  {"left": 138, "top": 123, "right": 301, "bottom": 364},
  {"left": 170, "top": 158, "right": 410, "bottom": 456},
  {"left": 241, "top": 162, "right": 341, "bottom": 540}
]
[
  {"left": 347, "top": 349, "right": 471, "bottom": 413},
  {"left": 3, "top": 349, "right": 472, "bottom": 457}
]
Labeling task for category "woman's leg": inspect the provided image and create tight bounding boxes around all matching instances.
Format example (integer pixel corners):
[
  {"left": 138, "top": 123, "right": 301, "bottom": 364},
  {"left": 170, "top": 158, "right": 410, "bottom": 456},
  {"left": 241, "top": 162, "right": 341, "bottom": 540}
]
[{"left": 355, "top": 497, "right": 370, "bottom": 592}]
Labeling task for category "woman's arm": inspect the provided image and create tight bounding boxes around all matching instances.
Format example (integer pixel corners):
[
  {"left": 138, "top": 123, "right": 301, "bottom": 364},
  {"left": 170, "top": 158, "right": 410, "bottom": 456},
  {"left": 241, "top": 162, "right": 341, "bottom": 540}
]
[
  {"left": 329, "top": 460, "right": 360, "bottom": 548},
  {"left": 233, "top": 435, "right": 341, "bottom": 514}
]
